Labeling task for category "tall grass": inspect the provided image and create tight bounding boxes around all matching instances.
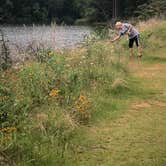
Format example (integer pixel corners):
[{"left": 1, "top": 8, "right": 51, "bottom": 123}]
[
  {"left": 0, "top": 37, "right": 129, "bottom": 164},
  {"left": 0, "top": 19, "right": 165, "bottom": 165}
]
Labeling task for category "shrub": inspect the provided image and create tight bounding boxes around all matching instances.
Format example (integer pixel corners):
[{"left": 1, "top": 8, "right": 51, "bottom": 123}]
[
  {"left": 17, "top": 63, "right": 49, "bottom": 105},
  {"left": 0, "top": 105, "right": 76, "bottom": 165},
  {"left": 0, "top": 31, "right": 130, "bottom": 164},
  {"left": 73, "top": 95, "right": 93, "bottom": 123}
]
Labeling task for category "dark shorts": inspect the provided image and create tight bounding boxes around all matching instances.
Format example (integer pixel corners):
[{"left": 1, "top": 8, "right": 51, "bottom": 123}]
[{"left": 129, "top": 35, "right": 140, "bottom": 48}]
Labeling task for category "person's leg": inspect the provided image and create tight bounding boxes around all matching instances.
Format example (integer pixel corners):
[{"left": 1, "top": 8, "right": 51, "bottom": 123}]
[
  {"left": 129, "top": 38, "right": 134, "bottom": 58},
  {"left": 129, "top": 48, "right": 133, "bottom": 58},
  {"left": 137, "top": 46, "right": 142, "bottom": 57},
  {"left": 135, "top": 36, "right": 142, "bottom": 57}
]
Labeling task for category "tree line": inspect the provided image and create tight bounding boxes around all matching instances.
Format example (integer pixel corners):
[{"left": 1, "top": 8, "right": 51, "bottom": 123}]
[{"left": 0, "top": 0, "right": 165, "bottom": 25}]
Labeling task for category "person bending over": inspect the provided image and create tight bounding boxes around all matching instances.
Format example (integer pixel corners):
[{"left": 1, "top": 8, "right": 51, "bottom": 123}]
[{"left": 111, "top": 22, "right": 142, "bottom": 58}]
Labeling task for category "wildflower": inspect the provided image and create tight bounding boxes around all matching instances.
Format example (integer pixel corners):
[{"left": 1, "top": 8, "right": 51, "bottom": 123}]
[
  {"left": 0, "top": 136, "right": 12, "bottom": 144},
  {"left": 29, "top": 72, "right": 33, "bottom": 77},
  {"left": 3, "top": 136, "right": 12, "bottom": 141},
  {"left": 79, "top": 95, "right": 86, "bottom": 101},
  {"left": 49, "top": 88, "right": 60, "bottom": 97},
  {"left": 48, "top": 50, "right": 54, "bottom": 56},
  {"left": 60, "top": 50, "right": 64, "bottom": 54},
  {"left": 65, "top": 64, "right": 71, "bottom": 68},
  {"left": 74, "top": 94, "right": 93, "bottom": 122},
  {"left": 0, "top": 96, "right": 9, "bottom": 100},
  {"left": 0, "top": 127, "right": 17, "bottom": 132}
]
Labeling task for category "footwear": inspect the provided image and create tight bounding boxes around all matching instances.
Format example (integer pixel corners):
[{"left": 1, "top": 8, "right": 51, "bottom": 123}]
[{"left": 137, "top": 54, "right": 143, "bottom": 58}]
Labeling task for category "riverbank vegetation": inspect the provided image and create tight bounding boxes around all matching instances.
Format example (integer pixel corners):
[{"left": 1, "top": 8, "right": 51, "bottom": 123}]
[
  {"left": 0, "top": 0, "right": 166, "bottom": 25},
  {"left": 0, "top": 19, "right": 166, "bottom": 165}
]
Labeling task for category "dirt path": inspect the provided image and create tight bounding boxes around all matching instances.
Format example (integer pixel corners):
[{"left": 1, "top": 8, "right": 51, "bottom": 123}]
[{"left": 76, "top": 56, "right": 166, "bottom": 166}]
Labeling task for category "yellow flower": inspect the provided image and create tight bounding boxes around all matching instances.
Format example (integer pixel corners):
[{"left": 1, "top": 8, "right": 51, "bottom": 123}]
[
  {"left": 0, "top": 136, "right": 12, "bottom": 145},
  {"left": 29, "top": 72, "right": 33, "bottom": 77},
  {"left": 48, "top": 50, "right": 54, "bottom": 56},
  {"left": 79, "top": 95, "right": 86, "bottom": 101},
  {"left": 0, "top": 127, "right": 17, "bottom": 132},
  {"left": 49, "top": 88, "right": 60, "bottom": 97},
  {"left": 4, "top": 136, "right": 12, "bottom": 141}
]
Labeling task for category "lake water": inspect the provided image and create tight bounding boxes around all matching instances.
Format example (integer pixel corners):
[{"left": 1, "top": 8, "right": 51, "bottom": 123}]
[{"left": 0, "top": 25, "right": 92, "bottom": 50}]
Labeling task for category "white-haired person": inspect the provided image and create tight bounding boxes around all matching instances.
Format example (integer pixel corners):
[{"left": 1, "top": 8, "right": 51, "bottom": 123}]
[{"left": 111, "top": 22, "right": 142, "bottom": 58}]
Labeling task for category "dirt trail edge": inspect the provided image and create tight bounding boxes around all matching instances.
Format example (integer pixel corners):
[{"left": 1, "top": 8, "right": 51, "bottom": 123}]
[{"left": 76, "top": 54, "right": 166, "bottom": 166}]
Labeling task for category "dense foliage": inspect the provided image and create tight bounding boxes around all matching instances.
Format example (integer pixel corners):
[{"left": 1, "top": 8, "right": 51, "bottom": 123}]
[{"left": 0, "top": 0, "right": 165, "bottom": 24}]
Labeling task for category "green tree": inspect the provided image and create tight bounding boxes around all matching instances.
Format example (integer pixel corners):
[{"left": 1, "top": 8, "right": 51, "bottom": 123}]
[
  {"left": 135, "top": 0, "right": 166, "bottom": 19},
  {"left": 0, "top": 0, "right": 165, "bottom": 24}
]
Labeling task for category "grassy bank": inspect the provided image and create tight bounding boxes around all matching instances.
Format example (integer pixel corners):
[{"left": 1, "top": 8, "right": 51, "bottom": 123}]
[{"left": 0, "top": 19, "right": 166, "bottom": 165}]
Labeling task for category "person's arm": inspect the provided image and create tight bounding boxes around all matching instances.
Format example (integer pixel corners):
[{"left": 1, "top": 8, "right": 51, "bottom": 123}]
[{"left": 111, "top": 34, "right": 121, "bottom": 42}]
